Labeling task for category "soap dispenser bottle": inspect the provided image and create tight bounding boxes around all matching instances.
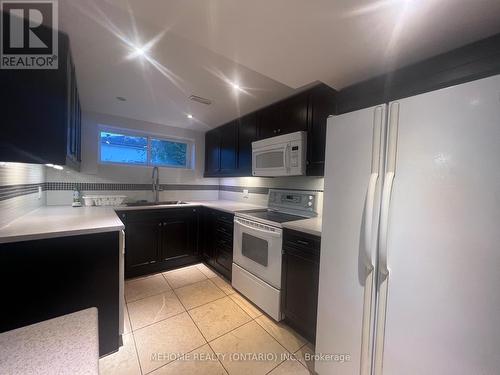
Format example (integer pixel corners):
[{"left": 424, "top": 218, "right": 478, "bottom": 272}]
[{"left": 72, "top": 185, "right": 82, "bottom": 207}]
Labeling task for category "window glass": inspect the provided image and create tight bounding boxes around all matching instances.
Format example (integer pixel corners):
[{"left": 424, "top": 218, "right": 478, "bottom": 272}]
[
  {"left": 100, "top": 131, "right": 147, "bottom": 165},
  {"left": 151, "top": 138, "right": 188, "bottom": 167}
]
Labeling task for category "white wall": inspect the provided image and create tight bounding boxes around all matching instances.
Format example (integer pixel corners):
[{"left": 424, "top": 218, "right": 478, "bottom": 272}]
[{"left": 46, "top": 111, "right": 219, "bottom": 205}]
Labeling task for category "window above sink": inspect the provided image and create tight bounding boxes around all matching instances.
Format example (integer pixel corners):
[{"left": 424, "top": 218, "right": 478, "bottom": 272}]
[{"left": 98, "top": 126, "right": 194, "bottom": 169}]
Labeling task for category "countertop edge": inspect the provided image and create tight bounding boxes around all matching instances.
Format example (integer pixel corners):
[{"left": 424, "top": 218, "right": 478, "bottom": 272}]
[
  {"left": 0, "top": 200, "right": 264, "bottom": 244},
  {"left": 282, "top": 219, "right": 322, "bottom": 237},
  {"left": 114, "top": 201, "right": 266, "bottom": 214},
  {"left": 0, "top": 224, "right": 125, "bottom": 244}
]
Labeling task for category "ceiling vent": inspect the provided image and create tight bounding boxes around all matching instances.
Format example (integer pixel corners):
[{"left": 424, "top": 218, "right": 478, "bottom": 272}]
[{"left": 189, "top": 95, "right": 212, "bottom": 105}]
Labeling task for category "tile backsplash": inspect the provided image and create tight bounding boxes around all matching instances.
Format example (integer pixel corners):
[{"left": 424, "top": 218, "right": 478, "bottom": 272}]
[
  {"left": 0, "top": 161, "right": 325, "bottom": 229},
  {"left": 0, "top": 162, "right": 46, "bottom": 228},
  {"left": 45, "top": 167, "right": 220, "bottom": 205}
]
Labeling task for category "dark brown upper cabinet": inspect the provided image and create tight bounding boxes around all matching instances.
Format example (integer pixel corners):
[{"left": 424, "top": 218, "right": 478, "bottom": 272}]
[
  {"left": 0, "top": 31, "right": 81, "bottom": 169},
  {"left": 203, "top": 83, "right": 336, "bottom": 177},
  {"left": 204, "top": 112, "right": 259, "bottom": 177},
  {"left": 204, "top": 128, "right": 221, "bottom": 176},
  {"left": 258, "top": 91, "right": 309, "bottom": 139},
  {"left": 237, "top": 113, "right": 258, "bottom": 175},
  {"left": 219, "top": 120, "right": 238, "bottom": 174},
  {"left": 306, "top": 85, "right": 336, "bottom": 176}
]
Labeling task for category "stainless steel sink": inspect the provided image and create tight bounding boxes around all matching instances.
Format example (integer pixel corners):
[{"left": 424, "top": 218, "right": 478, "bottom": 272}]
[{"left": 125, "top": 200, "right": 188, "bottom": 207}]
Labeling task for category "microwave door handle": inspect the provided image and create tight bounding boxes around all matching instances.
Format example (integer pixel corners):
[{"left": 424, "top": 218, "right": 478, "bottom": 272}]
[{"left": 235, "top": 219, "right": 281, "bottom": 238}]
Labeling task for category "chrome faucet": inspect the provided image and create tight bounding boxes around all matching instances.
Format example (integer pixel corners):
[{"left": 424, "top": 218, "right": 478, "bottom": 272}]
[{"left": 152, "top": 166, "right": 160, "bottom": 203}]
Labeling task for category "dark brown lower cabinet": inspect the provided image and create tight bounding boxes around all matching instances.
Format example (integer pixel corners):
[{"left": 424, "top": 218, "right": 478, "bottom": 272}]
[
  {"left": 120, "top": 206, "right": 234, "bottom": 280},
  {"left": 0, "top": 232, "right": 120, "bottom": 356},
  {"left": 119, "top": 207, "right": 200, "bottom": 278},
  {"left": 282, "top": 229, "right": 321, "bottom": 342},
  {"left": 201, "top": 207, "right": 234, "bottom": 280}
]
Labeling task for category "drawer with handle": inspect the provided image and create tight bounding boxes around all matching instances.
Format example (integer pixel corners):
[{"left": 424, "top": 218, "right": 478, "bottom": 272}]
[
  {"left": 283, "top": 229, "right": 321, "bottom": 256},
  {"left": 217, "top": 222, "right": 234, "bottom": 236}
]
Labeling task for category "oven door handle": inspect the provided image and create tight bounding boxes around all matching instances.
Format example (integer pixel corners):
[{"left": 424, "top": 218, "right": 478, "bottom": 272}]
[{"left": 235, "top": 219, "right": 282, "bottom": 238}]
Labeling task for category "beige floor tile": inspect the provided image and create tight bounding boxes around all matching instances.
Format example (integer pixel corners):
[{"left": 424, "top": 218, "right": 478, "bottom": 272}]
[
  {"left": 125, "top": 274, "right": 171, "bottom": 303},
  {"left": 268, "top": 358, "right": 311, "bottom": 375},
  {"left": 99, "top": 333, "right": 141, "bottom": 375},
  {"left": 123, "top": 303, "right": 132, "bottom": 334},
  {"left": 294, "top": 343, "right": 315, "bottom": 373},
  {"left": 210, "top": 276, "right": 235, "bottom": 295},
  {"left": 209, "top": 321, "right": 288, "bottom": 375},
  {"left": 255, "top": 315, "right": 306, "bottom": 353},
  {"left": 175, "top": 279, "right": 226, "bottom": 310},
  {"left": 133, "top": 312, "right": 207, "bottom": 374},
  {"left": 163, "top": 266, "right": 207, "bottom": 289},
  {"left": 228, "top": 293, "right": 263, "bottom": 319},
  {"left": 127, "top": 290, "right": 185, "bottom": 330},
  {"left": 196, "top": 263, "right": 218, "bottom": 278},
  {"left": 150, "top": 344, "right": 227, "bottom": 375},
  {"left": 189, "top": 296, "right": 252, "bottom": 341}
]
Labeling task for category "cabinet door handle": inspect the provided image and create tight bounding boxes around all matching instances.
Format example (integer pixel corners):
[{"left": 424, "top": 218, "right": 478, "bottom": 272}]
[{"left": 296, "top": 239, "right": 309, "bottom": 246}]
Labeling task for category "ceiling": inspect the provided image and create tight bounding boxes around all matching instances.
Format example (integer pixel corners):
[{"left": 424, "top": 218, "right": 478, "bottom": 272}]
[{"left": 59, "top": 0, "right": 500, "bottom": 132}]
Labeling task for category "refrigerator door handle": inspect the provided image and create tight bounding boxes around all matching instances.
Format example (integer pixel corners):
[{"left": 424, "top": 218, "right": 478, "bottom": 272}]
[
  {"left": 374, "top": 102, "right": 399, "bottom": 375},
  {"left": 364, "top": 173, "right": 378, "bottom": 266},
  {"left": 360, "top": 265, "right": 375, "bottom": 375},
  {"left": 360, "top": 173, "right": 378, "bottom": 375},
  {"left": 360, "top": 174, "right": 376, "bottom": 375},
  {"left": 360, "top": 104, "right": 384, "bottom": 375},
  {"left": 379, "top": 101, "right": 399, "bottom": 276},
  {"left": 378, "top": 171, "right": 394, "bottom": 276}
]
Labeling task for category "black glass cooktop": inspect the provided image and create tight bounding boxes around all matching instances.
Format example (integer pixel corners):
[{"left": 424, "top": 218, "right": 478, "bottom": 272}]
[{"left": 245, "top": 210, "right": 305, "bottom": 224}]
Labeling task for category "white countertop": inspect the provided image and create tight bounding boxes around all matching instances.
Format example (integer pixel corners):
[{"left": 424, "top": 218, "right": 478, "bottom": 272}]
[
  {"left": 0, "top": 200, "right": 264, "bottom": 244},
  {"left": 0, "top": 206, "right": 124, "bottom": 244},
  {"left": 189, "top": 200, "right": 266, "bottom": 214},
  {"left": 0, "top": 308, "right": 99, "bottom": 375},
  {"left": 282, "top": 216, "right": 322, "bottom": 237},
  {"left": 114, "top": 199, "right": 265, "bottom": 214}
]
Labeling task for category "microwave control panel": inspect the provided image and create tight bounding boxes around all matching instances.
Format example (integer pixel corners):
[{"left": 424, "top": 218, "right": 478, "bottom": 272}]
[{"left": 290, "top": 145, "right": 300, "bottom": 168}]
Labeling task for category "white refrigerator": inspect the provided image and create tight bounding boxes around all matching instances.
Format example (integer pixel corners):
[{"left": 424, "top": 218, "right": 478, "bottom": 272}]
[{"left": 315, "top": 74, "right": 500, "bottom": 375}]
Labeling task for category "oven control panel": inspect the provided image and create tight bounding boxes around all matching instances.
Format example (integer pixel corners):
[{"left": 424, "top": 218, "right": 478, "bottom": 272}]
[{"left": 268, "top": 189, "right": 318, "bottom": 216}]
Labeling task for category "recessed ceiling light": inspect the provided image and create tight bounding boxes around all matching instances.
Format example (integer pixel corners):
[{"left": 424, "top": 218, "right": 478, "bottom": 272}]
[
  {"left": 134, "top": 46, "right": 146, "bottom": 57},
  {"left": 187, "top": 114, "right": 193, "bottom": 119},
  {"left": 116, "top": 96, "right": 127, "bottom": 101},
  {"left": 230, "top": 81, "right": 242, "bottom": 91}
]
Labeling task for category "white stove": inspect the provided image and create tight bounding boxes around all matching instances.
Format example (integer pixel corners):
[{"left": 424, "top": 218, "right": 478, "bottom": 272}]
[{"left": 232, "top": 189, "right": 318, "bottom": 321}]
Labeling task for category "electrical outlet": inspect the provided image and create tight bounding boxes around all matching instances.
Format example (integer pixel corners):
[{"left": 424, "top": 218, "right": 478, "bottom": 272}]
[{"left": 243, "top": 189, "right": 249, "bottom": 198}]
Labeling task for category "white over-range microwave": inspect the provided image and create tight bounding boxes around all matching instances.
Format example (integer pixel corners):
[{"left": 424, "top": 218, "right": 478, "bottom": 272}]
[{"left": 251, "top": 131, "right": 307, "bottom": 176}]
